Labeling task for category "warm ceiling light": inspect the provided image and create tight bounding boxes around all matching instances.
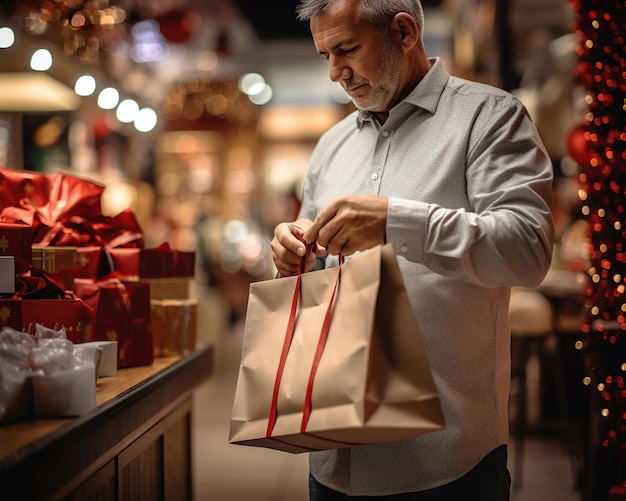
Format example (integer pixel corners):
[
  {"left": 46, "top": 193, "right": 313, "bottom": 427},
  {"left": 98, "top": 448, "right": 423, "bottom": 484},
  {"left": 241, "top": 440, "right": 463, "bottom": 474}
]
[
  {"left": 238, "top": 73, "right": 265, "bottom": 95},
  {"left": 116, "top": 99, "right": 139, "bottom": 123},
  {"left": 30, "top": 48, "right": 52, "bottom": 71},
  {"left": 74, "top": 75, "right": 96, "bottom": 96},
  {"left": 0, "top": 27, "right": 15, "bottom": 49},
  {"left": 97, "top": 87, "right": 120, "bottom": 109},
  {"left": 134, "top": 107, "right": 158, "bottom": 133},
  {"left": 248, "top": 84, "right": 273, "bottom": 105}
]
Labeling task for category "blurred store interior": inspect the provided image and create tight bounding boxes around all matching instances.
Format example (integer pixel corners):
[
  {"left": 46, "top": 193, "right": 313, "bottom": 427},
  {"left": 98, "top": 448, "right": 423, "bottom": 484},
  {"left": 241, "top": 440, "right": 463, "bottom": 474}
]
[
  {"left": 0, "top": 0, "right": 585, "bottom": 317},
  {"left": 0, "top": 0, "right": 621, "bottom": 500}
]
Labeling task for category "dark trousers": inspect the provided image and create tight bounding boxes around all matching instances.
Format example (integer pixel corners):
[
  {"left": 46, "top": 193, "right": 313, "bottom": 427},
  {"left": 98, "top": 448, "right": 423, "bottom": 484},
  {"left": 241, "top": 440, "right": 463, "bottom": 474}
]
[{"left": 309, "top": 445, "right": 511, "bottom": 500}]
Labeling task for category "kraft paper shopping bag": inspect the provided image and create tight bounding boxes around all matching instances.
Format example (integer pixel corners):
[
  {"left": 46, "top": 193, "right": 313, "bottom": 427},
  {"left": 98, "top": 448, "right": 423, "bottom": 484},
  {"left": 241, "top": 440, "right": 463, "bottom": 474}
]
[{"left": 229, "top": 243, "right": 444, "bottom": 453}]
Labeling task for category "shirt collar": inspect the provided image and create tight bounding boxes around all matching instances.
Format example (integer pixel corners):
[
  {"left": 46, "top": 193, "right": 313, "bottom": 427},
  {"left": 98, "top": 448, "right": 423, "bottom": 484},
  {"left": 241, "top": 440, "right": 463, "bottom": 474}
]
[{"left": 356, "top": 57, "right": 449, "bottom": 129}]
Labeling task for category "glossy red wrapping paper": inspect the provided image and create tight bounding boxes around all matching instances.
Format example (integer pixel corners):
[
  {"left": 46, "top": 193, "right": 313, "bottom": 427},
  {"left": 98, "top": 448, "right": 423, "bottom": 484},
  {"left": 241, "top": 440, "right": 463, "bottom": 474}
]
[
  {"left": 74, "top": 278, "right": 153, "bottom": 368},
  {"left": 108, "top": 243, "right": 195, "bottom": 279},
  {"left": 0, "top": 167, "right": 143, "bottom": 248}
]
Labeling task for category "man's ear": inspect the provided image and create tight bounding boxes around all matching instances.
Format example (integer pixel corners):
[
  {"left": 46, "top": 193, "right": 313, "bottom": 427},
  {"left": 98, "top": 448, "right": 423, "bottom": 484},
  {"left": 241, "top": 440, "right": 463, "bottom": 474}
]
[{"left": 391, "top": 13, "right": 419, "bottom": 50}]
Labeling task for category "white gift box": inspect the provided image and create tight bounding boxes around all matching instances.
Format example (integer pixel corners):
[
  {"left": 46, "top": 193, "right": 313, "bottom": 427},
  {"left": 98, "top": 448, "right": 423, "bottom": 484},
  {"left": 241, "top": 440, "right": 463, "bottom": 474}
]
[
  {"left": 31, "top": 362, "right": 97, "bottom": 418},
  {"left": 74, "top": 344, "right": 103, "bottom": 381},
  {"left": 77, "top": 341, "right": 118, "bottom": 377}
]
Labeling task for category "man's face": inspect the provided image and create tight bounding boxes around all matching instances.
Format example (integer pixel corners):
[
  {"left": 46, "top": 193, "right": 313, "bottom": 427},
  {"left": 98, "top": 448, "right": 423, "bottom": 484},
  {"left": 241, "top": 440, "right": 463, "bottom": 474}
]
[{"left": 311, "top": 0, "right": 403, "bottom": 113}]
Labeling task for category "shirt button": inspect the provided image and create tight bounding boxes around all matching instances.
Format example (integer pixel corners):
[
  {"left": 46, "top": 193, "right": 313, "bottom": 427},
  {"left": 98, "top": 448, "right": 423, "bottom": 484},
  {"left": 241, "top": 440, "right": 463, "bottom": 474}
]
[
  {"left": 382, "top": 130, "right": 390, "bottom": 138},
  {"left": 371, "top": 173, "right": 379, "bottom": 180},
  {"left": 400, "top": 245, "right": 408, "bottom": 253}
]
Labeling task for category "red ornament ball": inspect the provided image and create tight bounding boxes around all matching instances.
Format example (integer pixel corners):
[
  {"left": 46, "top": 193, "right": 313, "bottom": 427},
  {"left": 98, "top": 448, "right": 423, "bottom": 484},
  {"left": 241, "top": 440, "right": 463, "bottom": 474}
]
[
  {"left": 566, "top": 124, "right": 594, "bottom": 166},
  {"left": 607, "top": 483, "right": 626, "bottom": 501},
  {"left": 157, "top": 10, "right": 200, "bottom": 44}
]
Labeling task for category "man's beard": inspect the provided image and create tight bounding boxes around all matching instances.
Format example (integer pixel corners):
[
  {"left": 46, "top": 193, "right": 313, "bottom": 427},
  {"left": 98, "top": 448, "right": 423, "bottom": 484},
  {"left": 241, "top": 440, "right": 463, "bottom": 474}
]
[{"left": 348, "top": 40, "right": 402, "bottom": 112}]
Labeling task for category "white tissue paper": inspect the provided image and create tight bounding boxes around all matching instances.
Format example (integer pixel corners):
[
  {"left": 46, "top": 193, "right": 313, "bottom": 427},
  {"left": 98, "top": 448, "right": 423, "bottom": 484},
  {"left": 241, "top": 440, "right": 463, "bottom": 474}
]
[{"left": 0, "top": 324, "right": 98, "bottom": 421}]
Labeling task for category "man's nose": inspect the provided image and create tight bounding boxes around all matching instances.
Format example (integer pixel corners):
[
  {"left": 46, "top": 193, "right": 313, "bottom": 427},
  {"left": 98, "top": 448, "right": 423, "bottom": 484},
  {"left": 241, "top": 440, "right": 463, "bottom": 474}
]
[{"left": 329, "top": 57, "right": 350, "bottom": 82}]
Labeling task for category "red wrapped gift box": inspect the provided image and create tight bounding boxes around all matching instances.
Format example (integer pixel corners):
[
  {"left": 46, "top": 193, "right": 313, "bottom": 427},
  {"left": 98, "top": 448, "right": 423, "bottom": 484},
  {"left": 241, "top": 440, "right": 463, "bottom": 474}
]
[
  {"left": 22, "top": 299, "right": 86, "bottom": 343},
  {"left": 140, "top": 246, "right": 195, "bottom": 278},
  {"left": 76, "top": 246, "right": 114, "bottom": 279},
  {"left": 0, "top": 167, "right": 143, "bottom": 248},
  {"left": 107, "top": 248, "right": 140, "bottom": 280},
  {"left": 0, "top": 222, "right": 32, "bottom": 262},
  {"left": 0, "top": 259, "right": 86, "bottom": 343},
  {"left": 74, "top": 278, "right": 153, "bottom": 368},
  {"left": 0, "top": 299, "right": 22, "bottom": 331},
  {"left": 108, "top": 244, "right": 195, "bottom": 279},
  {"left": 0, "top": 298, "right": 86, "bottom": 343},
  {"left": 77, "top": 245, "right": 195, "bottom": 281},
  {"left": 124, "top": 280, "right": 152, "bottom": 366}
]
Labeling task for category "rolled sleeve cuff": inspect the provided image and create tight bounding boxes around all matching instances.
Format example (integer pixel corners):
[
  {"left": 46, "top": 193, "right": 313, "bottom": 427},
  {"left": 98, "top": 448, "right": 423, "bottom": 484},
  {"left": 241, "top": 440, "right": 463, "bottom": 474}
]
[{"left": 386, "top": 197, "right": 429, "bottom": 263}]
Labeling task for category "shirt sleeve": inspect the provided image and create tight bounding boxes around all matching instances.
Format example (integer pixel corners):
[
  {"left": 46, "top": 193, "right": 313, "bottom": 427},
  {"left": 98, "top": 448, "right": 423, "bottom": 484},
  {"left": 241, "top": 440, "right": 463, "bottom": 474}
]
[{"left": 386, "top": 99, "right": 555, "bottom": 288}]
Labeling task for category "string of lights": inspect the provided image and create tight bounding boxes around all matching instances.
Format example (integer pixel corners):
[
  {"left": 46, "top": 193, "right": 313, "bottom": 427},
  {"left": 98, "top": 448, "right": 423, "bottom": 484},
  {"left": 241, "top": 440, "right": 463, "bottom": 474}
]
[{"left": 568, "top": 0, "right": 626, "bottom": 495}]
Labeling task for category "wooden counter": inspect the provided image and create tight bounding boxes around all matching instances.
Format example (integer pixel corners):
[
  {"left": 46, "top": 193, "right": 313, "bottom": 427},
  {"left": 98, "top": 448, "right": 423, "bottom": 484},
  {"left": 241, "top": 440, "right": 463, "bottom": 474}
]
[{"left": 0, "top": 343, "right": 213, "bottom": 500}]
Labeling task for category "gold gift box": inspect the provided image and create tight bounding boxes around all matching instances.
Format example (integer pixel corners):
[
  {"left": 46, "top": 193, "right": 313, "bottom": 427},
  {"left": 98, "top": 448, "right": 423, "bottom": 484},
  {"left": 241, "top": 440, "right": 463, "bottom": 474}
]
[
  {"left": 150, "top": 298, "right": 197, "bottom": 357},
  {"left": 31, "top": 246, "right": 78, "bottom": 290},
  {"left": 143, "top": 277, "right": 191, "bottom": 300}
]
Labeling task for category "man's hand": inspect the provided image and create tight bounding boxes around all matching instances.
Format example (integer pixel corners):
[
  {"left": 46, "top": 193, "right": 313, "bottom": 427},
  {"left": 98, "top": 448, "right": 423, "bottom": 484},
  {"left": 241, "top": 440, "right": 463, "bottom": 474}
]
[
  {"left": 303, "top": 195, "right": 388, "bottom": 256},
  {"left": 271, "top": 219, "right": 324, "bottom": 276}
]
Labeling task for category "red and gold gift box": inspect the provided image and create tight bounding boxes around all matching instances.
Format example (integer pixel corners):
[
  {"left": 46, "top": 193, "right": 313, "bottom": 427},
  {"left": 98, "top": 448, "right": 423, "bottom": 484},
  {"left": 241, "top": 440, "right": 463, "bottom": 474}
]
[
  {"left": 74, "top": 278, "right": 153, "bottom": 368},
  {"left": 150, "top": 298, "right": 197, "bottom": 357},
  {"left": 0, "top": 223, "right": 32, "bottom": 262},
  {"left": 0, "top": 298, "right": 86, "bottom": 343}
]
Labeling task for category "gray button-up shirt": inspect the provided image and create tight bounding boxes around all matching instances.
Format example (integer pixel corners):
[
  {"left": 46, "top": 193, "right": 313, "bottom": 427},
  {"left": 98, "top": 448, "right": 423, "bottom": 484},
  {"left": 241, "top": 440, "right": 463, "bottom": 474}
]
[{"left": 299, "top": 58, "right": 554, "bottom": 495}]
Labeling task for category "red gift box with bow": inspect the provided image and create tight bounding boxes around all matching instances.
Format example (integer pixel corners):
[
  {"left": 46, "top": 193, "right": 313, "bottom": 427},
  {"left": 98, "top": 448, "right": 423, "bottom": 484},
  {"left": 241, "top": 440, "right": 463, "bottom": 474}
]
[
  {"left": 0, "top": 222, "right": 32, "bottom": 262},
  {"left": 74, "top": 278, "right": 153, "bottom": 368},
  {"left": 0, "top": 259, "right": 86, "bottom": 343},
  {"left": 0, "top": 167, "right": 143, "bottom": 248},
  {"left": 108, "top": 243, "right": 195, "bottom": 280}
]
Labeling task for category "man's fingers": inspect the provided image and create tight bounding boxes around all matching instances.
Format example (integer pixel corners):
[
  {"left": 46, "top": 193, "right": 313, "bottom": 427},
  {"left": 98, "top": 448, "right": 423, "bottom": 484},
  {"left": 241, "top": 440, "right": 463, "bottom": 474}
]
[
  {"left": 275, "top": 223, "right": 307, "bottom": 256},
  {"left": 303, "top": 220, "right": 321, "bottom": 244},
  {"left": 304, "top": 204, "right": 338, "bottom": 245}
]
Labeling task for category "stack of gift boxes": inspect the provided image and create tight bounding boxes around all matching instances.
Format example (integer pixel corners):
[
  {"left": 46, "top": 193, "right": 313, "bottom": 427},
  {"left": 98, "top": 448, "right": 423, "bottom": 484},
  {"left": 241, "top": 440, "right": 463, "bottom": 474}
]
[{"left": 0, "top": 168, "right": 197, "bottom": 422}]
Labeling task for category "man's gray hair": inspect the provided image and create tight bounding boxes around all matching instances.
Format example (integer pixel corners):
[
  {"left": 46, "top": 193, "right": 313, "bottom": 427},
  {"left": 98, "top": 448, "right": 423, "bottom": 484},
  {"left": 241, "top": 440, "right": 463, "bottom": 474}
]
[{"left": 296, "top": 0, "right": 425, "bottom": 36}]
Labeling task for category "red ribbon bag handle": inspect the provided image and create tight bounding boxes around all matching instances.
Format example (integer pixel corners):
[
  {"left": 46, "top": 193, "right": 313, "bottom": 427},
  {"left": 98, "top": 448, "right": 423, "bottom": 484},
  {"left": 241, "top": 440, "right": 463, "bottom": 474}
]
[{"left": 265, "top": 246, "right": 343, "bottom": 439}]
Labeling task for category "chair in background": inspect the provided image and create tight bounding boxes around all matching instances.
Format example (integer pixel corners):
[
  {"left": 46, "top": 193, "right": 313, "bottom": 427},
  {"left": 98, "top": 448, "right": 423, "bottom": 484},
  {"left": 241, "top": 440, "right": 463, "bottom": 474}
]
[{"left": 508, "top": 288, "right": 555, "bottom": 489}]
